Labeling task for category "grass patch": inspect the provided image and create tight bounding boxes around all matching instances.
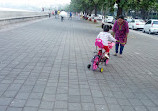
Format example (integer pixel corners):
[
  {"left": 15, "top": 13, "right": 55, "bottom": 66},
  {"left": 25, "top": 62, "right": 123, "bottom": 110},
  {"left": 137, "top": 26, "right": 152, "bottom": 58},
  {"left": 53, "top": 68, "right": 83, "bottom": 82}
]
[{"left": 96, "top": 25, "right": 102, "bottom": 28}]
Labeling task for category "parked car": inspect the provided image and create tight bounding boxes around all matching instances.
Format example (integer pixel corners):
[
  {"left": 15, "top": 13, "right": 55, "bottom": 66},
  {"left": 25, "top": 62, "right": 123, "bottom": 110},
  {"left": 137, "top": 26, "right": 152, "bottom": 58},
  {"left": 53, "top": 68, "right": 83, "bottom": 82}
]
[
  {"left": 125, "top": 18, "right": 133, "bottom": 23},
  {"left": 101, "top": 16, "right": 114, "bottom": 28},
  {"left": 90, "top": 14, "right": 95, "bottom": 19},
  {"left": 105, "top": 16, "right": 114, "bottom": 23},
  {"left": 128, "top": 19, "right": 145, "bottom": 30},
  {"left": 143, "top": 19, "right": 158, "bottom": 34},
  {"left": 94, "top": 14, "right": 103, "bottom": 20}
]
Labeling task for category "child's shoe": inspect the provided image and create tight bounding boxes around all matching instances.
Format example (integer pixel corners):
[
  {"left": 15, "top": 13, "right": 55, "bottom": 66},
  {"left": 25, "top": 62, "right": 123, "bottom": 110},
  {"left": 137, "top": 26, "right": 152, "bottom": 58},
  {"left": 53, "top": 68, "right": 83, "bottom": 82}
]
[
  {"left": 113, "top": 53, "right": 117, "bottom": 56},
  {"left": 105, "top": 54, "right": 109, "bottom": 59}
]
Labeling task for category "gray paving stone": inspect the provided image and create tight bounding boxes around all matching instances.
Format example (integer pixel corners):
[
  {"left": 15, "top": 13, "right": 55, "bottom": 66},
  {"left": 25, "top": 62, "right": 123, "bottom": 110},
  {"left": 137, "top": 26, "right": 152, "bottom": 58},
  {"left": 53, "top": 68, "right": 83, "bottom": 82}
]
[
  {"left": 23, "top": 107, "right": 38, "bottom": 111},
  {"left": 129, "top": 99, "right": 143, "bottom": 106},
  {"left": 121, "top": 106, "right": 135, "bottom": 111},
  {"left": 6, "top": 107, "right": 23, "bottom": 111},
  {"left": 108, "top": 104, "right": 122, "bottom": 111},
  {"left": 54, "top": 101, "right": 67, "bottom": 109},
  {"left": 82, "top": 103, "right": 95, "bottom": 111},
  {"left": 53, "top": 109, "right": 68, "bottom": 111},
  {"left": 81, "top": 96, "right": 93, "bottom": 103},
  {"left": 91, "top": 90, "right": 104, "bottom": 98},
  {"left": 93, "top": 97, "right": 106, "bottom": 105},
  {"left": 69, "top": 89, "right": 80, "bottom": 96},
  {"left": 0, "top": 84, "right": 10, "bottom": 92},
  {"left": 7, "top": 84, "right": 22, "bottom": 91},
  {"left": 56, "top": 94, "right": 68, "bottom": 101},
  {"left": 25, "top": 99, "right": 41, "bottom": 107},
  {"left": 2, "top": 91, "right": 18, "bottom": 98},
  {"left": 117, "top": 98, "right": 131, "bottom": 106},
  {"left": 95, "top": 105, "right": 109, "bottom": 111},
  {"left": 80, "top": 89, "right": 91, "bottom": 96},
  {"left": 15, "top": 92, "right": 30, "bottom": 100},
  {"left": 134, "top": 106, "right": 148, "bottom": 111},
  {"left": 0, "top": 106, "right": 7, "bottom": 111},
  {"left": 102, "top": 90, "right": 114, "bottom": 98},
  {"left": 141, "top": 99, "right": 156, "bottom": 107},
  {"left": 42, "top": 94, "right": 55, "bottom": 102},
  {"left": 44, "top": 87, "right": 57, "bottom": 94},
  {"left": 79, "top": 84, "right": 89, "bottom": 89},
  {"left": 112, "top": 91, "right": 126, "bottom": 99},
  {"left": 40, "top": 101, "right": 54, "bottom": 110},
  {"left": 32, "top": 85, "right": 45, "bottom": 93},
  {"left": 1, "top": 79, "right": 13, "bottom": 84},
  {"left": 13, "top": 79, "right": 25, "bottom": 84},
  {"left": 10, "top": 99, "right": 26, "bottom": 107},
  {"left": 123, "top": 92, "right": 136, "bottom": 99},
  {"left": 38, "top": 109, "right": 52, "bottom": 111},
  {"left": 68, "top": 103, "right": 81, "bottom": 110},
  {"left": 0, "top": 97, "right": 13, "bottom": 105},
  {"left": 29, "top": 92, "right": 43, "bottom": 99},
  {"left": 147, "top": 106, "right": 158, "bottom": 111},
  {"left": 68, "top": 95, "right": 81, "bottom": 103},
  {"left": 105, "top": 97, "right": 118, "bottom": 105},
  {"left": 69, "top": 84, "right": 79, "bottom": 89},
  {"left": 19, "top": 85, "right": 34, "bottom": 92}
]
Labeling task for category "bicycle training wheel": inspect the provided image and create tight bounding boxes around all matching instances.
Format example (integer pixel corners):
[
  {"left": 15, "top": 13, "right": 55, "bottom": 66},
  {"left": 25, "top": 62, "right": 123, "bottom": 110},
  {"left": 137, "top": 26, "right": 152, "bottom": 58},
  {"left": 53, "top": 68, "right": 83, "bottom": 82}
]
[
  {"left": 87, "top": 64, "right": 91, "bottom": 69},
  {"left": 100, "top": 68, "right": 103, "bottom": 72}
]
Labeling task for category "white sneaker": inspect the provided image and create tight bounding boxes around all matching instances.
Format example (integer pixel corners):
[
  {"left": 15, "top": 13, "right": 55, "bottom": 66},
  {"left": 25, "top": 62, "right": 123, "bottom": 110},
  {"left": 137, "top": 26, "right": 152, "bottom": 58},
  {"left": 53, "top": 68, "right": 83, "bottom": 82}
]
[{"left": 105, "top": 54, "right": 109, "bottom": 59}]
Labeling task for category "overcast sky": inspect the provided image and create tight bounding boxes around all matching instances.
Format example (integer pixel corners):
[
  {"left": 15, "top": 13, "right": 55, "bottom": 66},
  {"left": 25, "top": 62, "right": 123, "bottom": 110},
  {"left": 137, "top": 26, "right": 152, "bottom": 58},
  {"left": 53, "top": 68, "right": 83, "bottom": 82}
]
[{"left": 0, "top": 0, "right": 70, "bottom": 9}]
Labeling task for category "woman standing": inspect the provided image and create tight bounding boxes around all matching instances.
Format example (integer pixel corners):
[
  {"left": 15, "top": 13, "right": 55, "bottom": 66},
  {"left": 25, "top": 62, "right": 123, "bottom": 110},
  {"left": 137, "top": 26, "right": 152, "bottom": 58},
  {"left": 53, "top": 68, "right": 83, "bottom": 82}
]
[{"left": 112, "top": 15, "right": 129, "bottom": 57}]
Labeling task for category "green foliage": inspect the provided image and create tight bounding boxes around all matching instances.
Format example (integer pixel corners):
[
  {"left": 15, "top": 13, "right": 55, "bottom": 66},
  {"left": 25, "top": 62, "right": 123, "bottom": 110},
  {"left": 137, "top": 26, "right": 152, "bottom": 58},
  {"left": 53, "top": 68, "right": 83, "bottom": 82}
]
[{"left": 68, "top": 0, "right": 158, "bottom": 18}]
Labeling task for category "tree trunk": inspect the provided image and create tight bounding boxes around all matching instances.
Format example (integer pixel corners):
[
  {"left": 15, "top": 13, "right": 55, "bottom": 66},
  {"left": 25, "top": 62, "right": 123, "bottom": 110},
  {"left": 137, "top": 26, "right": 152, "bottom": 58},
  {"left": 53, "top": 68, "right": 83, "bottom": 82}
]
[
  {"left": 116, "top": 0, "right": 123, "bottom": 18},
  {"left": 94, "top": 4, "right": 97, "bottom": 16},
  {"left": 141, "top": 9, "right": 146, "bottom": 20},
  {"left": 117, "top": 4, "right": 122, "bottom": 18}
]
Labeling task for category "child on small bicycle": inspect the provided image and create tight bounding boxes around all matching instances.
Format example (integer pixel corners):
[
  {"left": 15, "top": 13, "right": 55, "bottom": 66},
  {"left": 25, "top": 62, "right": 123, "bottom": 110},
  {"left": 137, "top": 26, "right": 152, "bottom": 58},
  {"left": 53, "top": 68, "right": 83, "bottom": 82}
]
[{"left": 97, "top": 25, "right": 116, "bottom": 58}]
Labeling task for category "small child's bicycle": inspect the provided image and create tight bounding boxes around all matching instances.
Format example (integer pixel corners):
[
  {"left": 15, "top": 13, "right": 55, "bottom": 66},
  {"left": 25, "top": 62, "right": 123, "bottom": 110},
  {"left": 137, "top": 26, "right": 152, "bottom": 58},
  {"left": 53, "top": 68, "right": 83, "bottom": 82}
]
[{"left": 87, "top": 38, "right": 115, "bottom": 72}]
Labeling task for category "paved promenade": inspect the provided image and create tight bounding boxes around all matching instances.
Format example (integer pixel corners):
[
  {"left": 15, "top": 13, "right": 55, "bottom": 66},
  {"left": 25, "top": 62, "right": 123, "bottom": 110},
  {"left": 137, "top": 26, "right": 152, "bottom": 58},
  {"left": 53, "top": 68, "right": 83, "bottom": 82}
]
[{"left": 0, "top": 17, "right": 158, "bottom": 111}]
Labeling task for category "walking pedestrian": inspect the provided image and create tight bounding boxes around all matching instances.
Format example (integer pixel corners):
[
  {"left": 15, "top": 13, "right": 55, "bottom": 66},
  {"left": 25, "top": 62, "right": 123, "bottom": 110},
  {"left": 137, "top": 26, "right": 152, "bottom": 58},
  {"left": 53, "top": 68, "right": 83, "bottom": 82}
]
[
  {"left": 55, "top": 10, "right": 57, "bottom": 18},
  {"left": 68, "top": 12, "right": 72, "bottom": 20},
  {"left": 112, "top": 15, "right": 129, "bottom": 57},
  {"left": 48, "top": 9, "right": 51, "bottom": 18},
  {"left": 61, "top": 16, "right": 64, "bottom": 22},
  {"left": 57, "top": 10, "right": 60, "bottom": 18}
]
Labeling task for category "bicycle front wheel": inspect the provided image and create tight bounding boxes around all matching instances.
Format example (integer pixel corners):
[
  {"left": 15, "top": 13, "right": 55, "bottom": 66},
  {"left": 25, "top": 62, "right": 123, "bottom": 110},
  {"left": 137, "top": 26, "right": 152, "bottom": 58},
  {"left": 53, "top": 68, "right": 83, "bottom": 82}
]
[{"left": 92, "top": 55, "right": 100, "bottom": 71}]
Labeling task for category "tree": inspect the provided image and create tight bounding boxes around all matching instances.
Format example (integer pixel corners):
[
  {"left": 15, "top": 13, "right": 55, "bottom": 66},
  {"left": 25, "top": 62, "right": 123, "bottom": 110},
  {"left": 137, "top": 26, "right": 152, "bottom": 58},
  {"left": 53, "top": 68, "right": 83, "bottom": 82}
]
[
  {"left": 68, "top": 0, "right": 158, "bottom": 19},
  {"left": 129, "top": 0, "right": 157, "bottom": 19}
]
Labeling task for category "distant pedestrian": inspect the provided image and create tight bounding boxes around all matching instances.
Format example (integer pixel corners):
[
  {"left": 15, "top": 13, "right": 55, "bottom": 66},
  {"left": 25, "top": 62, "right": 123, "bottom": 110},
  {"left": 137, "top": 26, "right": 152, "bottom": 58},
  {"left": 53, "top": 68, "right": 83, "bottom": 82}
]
[
  {"left": 55, "top": 10, "right": 57, "bottom": 18},
  {"left": 61, "top": 16, "right": 64, "bottom": 22},
  {"left": 57, "top": 10, "right": 60, "bottom": 18},
  {"left": 112, "top": 15, "right": 129, "bottom": 57},
  {"left": 68, "top": 12, "right": 72, "bottom": 20},
  {"left": 48, "top": 9, "right": 51, "bottom": 18},
  {"left": 52, "top": 11, "right": 54, "bottom": 15}
]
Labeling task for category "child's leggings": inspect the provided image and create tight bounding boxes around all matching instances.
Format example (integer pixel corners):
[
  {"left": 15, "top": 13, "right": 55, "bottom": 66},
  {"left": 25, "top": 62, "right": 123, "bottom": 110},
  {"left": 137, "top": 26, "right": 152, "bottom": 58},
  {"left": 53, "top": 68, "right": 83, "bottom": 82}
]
[{"left": 103, "top": 46, "right": 109, "bottom": 53}]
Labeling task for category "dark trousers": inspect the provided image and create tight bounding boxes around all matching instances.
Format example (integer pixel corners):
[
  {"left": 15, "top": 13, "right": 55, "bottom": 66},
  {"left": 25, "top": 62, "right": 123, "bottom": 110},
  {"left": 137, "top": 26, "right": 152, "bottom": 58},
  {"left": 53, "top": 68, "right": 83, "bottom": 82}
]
[
  {"left": 61, "top": 17, "right": 64, "bottom": 22},
  {"left": 115, "top": 43, "right": 124, "bottom": 54}
]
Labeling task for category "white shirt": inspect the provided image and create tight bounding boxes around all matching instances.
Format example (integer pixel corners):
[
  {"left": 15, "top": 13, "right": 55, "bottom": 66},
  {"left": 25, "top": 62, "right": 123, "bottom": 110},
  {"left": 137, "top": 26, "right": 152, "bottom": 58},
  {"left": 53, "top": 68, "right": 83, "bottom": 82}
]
[{"left": 97, "top": 32, "right": 116, "bottom": 46}]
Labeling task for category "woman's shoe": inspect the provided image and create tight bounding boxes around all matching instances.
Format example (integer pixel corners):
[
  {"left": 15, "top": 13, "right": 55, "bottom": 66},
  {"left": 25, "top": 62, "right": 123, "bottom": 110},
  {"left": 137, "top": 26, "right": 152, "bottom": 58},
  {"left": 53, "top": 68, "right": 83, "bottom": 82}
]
[{"left": 118, "top": 54, "right": 122, "bottom": 58}]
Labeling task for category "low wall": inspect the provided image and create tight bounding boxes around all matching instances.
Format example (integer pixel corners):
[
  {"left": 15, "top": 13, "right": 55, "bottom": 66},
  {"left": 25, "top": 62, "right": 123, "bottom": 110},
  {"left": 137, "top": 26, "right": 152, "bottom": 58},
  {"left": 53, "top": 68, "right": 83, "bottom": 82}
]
[{"left": 0, "top": 11, "right": 48, "bottom": 26}]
